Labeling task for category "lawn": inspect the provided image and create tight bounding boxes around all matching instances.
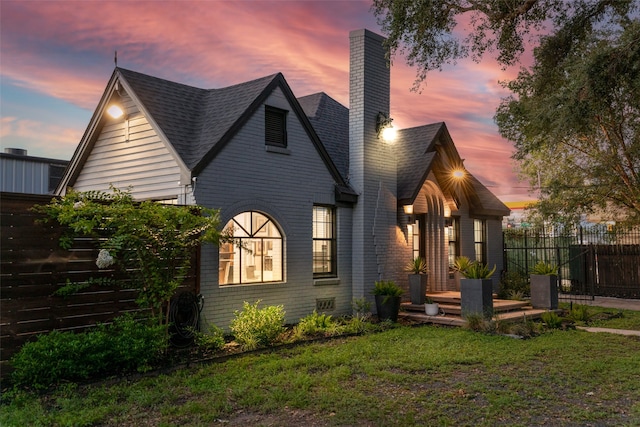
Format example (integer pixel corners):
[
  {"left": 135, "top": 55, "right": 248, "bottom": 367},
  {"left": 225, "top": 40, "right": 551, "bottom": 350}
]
[{"left": 2, "top": 317, "right": 640, "bottom": 427}]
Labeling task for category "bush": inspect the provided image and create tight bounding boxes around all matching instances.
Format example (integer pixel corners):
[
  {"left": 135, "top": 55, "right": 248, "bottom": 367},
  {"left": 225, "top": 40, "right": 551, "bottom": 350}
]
[
  {"left": 10, "top": 315, "right": 167, "bottom": 390},
  {"left": 230, "top": 301, "right": 285, "bottom": 351},
  {"left": 193, "top": 324, "right": 226, "bottom": 351},
  {"left": 541, "top": 311, "right": 563, "bottom": 329},
  {"left": 293, "top": 310, "right": 338, "bottom": 339},
  {"left": 498, "top": 271, "right": 530, "bottom": 299}
]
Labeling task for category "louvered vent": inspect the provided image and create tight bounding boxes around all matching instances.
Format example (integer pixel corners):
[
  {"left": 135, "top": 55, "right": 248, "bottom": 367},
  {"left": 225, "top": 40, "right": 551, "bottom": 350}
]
[
  {"left": 265, "top": 106, "right": 287, "bottom": 147},
  {"left": 316, "top": 298, "right": 335, "bottom": 311}
]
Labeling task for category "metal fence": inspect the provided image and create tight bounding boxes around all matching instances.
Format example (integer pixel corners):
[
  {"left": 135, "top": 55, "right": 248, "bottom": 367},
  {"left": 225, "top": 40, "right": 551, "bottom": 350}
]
[{"left": 503, "top": 226, "right": 640, "bottom": 300}]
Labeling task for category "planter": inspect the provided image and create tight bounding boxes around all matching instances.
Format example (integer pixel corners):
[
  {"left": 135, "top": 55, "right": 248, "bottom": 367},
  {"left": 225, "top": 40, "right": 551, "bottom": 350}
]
[
  {"left": 425, "top": 302, "right": 439, "bottom": 316},
  {"left": 408, "top": 274, "right": 428, "bottom": 304},
  {"left": 374, "top": 295, "right": 401, "bottom": 322},
  {"left": 530, "top": 274, "right": 558, "bottom": 309},
  {"left": 460, "top": 278, "right": 494, "bottom": 318}
]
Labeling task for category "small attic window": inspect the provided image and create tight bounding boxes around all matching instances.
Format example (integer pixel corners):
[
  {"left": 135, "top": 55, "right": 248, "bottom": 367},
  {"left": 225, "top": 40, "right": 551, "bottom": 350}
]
[{"left": 265, "top": 106, "right": 287, "bottom": 148}]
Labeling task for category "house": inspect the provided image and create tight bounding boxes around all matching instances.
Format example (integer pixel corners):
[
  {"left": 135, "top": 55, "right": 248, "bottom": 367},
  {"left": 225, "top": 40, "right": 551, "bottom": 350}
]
[
  {"left": 1, "top": 148, "right": 68, "bottom": 194},
  {"left": 57, "top": 29, "right": 509, "bottom": 327}
]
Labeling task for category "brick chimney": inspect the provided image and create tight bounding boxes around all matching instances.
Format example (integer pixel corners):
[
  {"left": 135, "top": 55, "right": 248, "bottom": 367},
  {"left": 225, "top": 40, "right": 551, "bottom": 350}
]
[{"left": 349, "top": 29, "right": 397, "bottom": 299}]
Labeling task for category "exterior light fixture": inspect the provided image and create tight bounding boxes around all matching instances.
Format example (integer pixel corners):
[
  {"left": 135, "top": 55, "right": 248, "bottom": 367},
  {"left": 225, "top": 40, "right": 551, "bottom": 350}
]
[
  {"left": 403, "top": 204, "right": 414, "bottom": 215},
  {"left": 376, "top": 112, "right": 396, "bottom": 142},
  {"left": 452, "top": 168, "right": 466, "bottom": 180},
  {"left": 107, "top": 105, "right": 125, "bottom": 119}
]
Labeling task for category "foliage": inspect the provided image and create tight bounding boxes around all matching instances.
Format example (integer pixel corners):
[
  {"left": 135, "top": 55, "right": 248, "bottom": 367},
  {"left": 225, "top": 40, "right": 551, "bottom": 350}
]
[
  {"left": 33, "top": 188, "right": 227, "bottom": 323},
  {"left": 541, "top": 311, "right": 564, "bottom": 329},
  {"left": 9, "top": 315, "right": 166, "bottom": 391},
  {"left": 452, "top": 256, "right": 473, "bottom": 276},
  {"left": 496, "top": 19, "right": 640, "bottom": 227},
  {"left": 404, "top": 256, "right": 428, "bottom": 274},
  {"left": 230, "top": 301, "right": 286, "bottom": 351},
  {"left": 351, "top": 297, "right": 372, "bottom": 320},
  {"left": 461, "top": 261, "right": 497, "bottom": 279},
  {"left": 371, "top": 280, "right": 403, "bottom": 305},
  {"left": 193, "top": 324, "right": 226, "bottom": 351},
  {"left": 568, "top": 304, "right": 592, "bottom": 324},
  {"left": 293, "top": 310, "right": 339, "bottom": 339},
  {"left": 53, "top": 277, "right": 117, "bottom": 297},
  {"left": 530, "top": 261, "right": 558, "bottom": 276},
  {"left": 498, "top": 270, "right": 530, "bottom": 299},
  {"left": 372, "top": 0, "right": 637, "bottom": 89}
]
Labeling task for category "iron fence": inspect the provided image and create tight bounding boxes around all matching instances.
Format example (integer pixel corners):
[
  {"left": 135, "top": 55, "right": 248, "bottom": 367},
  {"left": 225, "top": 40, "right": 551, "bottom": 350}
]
[{"left": 503, "top": 226, "right": 640, "bottom": 300}]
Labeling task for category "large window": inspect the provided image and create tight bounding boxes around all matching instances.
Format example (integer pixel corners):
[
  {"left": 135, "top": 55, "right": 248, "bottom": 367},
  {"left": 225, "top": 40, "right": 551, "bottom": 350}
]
[
  {"left": 313, "top": 206, "right": 336, "bottom": 276},
  {"left": 474, "top": 219, "right": 487, "bottom": 264},
  {"left": 219, "top": 211, "right": 283, "bottom": 285},
  {"left": 446, "top": 218, "right": 459, "bottom": 269}
]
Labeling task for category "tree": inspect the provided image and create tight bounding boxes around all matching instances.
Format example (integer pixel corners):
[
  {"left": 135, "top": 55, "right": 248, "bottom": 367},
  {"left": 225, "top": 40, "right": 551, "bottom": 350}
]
[
  {"left": 36, "top": 187, "right": 228, "bottom": 324},
  {"left": 495, "top": 21, "right": 640, "bottom": 226},
  {"left": 372, "top": 0, "right": 636, "bottom": 88}
]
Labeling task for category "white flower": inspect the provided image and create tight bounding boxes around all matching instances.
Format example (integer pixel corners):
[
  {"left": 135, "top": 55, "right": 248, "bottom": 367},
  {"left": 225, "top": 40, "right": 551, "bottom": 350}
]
[
  {"left": 73, "top": 201, "right": 85, "bottom": 209},
  {"left": 96, "top": 249, "right": 115, "bottom": 269}
]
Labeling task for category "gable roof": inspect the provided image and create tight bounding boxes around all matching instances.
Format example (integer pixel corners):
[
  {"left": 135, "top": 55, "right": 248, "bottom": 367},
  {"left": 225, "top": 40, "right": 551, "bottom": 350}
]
[
  {"left": 59, "top": 68, "right": 353, "bottom": 194},
  {"left": 396, "top": 122, "right": 510, "bottom": 217}
]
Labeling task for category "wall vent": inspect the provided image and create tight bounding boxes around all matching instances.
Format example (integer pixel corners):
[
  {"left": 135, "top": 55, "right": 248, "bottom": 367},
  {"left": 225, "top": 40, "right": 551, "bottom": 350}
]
[{"left": 316, "top": 297, "right": 335, "bottom": 311}]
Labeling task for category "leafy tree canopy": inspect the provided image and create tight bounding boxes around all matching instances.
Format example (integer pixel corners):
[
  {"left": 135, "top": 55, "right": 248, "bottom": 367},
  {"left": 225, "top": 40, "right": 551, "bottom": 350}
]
[
  {"left": 372, "top": 0, "right": 636, "bottom": 87},
  {"left": 35, "top": 187, "right": 228, "bottom": 322},
  {"left": 496, "top": 20, "right": 640, "bottom": 227}
]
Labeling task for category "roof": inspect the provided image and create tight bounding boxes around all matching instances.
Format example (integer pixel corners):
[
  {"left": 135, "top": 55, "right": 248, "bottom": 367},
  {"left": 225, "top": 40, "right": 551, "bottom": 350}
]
[{"left": 298, "top": 93, "right": 349, "bottom": 180}]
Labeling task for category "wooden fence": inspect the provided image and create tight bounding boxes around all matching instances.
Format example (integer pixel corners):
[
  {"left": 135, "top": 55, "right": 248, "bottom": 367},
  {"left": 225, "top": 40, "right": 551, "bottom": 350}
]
[{"left": 0, "top": 192, "right": 199, "bottom": 377}]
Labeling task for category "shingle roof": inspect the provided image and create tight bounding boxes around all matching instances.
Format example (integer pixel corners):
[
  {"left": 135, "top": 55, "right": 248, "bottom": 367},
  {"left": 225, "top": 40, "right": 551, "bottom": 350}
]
[
  {"left": 298, "top": 93, "right": 349, "bottom": 180},
  {"left": 118, "top": 68, "right": 277, "bottom": 171},
  {"left": 396, "top": 123, "right": 442, "bottom": 202}
]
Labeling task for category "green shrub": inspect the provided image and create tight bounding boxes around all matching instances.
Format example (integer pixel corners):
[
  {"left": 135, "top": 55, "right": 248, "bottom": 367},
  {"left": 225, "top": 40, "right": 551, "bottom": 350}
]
[
  {"left": 293, "top": 310, "right": 338, "bottom": 339},
  {"left": 193, "top": 324, "right": 226, "bottom": 351},
  {"left": 530, "top": 261, "right": 558, "bottom": 275},
  {"left": 541, "top": 311, "right": 563, "bottom": 329},
  {"left": 230, "top": 301, "right": 285, "bottom": 350},
  {"left": 498, "top": 271, "right": 530, "bottom": 299},
  {"left": 351, "top": 298, "right": 372, "bottom": 320},
  {"left": 10, "top": 315, "right": 167, "bottom": 390},
  {"left": 569, "top": 304, "right": 591, "bottom": 323}
]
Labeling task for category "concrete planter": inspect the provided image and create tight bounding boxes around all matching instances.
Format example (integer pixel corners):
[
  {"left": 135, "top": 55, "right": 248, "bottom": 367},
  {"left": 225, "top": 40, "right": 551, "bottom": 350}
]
[
  {"left": 460, "top": 278, "right": 493, "bottom": 318},
  {"left": 530, "top": 274, "right": 558, "bottom": 309},
  {"left": 408, "top": 274, "right": 428, "bottom": 304},
  {"left": 425, "top": 302, "right": 440, "bottom": 316}
]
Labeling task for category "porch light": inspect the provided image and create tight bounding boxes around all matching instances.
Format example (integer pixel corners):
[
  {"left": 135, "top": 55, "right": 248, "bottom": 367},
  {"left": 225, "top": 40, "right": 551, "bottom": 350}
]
[
  {"left": 452, "top": 169, "right": 466, "bottom": 180},
  {"left": 403, "top": 204, "right": 414, "bottom": 215},
  {"left": 376, "top": 112, "right": 396, "bottom": 142},
  {"left": 107, "top": 105, "right": 125, "bottom": 119}
]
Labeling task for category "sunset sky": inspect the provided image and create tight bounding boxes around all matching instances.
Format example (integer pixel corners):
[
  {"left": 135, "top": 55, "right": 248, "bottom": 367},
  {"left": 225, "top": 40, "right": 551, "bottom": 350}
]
[{"left": 1, "top": 0, "right": 538, "bottom": 202}]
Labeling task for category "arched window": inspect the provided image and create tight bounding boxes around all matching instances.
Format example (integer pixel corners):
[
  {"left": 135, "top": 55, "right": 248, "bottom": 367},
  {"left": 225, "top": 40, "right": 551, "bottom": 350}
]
[{"left": 219, "top": 211, "right": 283, "bottom": 285}]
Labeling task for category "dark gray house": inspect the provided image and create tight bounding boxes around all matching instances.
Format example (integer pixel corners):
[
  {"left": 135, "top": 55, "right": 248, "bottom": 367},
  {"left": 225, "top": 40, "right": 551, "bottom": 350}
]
[
  {"left": 1, "top": 148, "right": 68, "bottom": 194},
  {"left": 57, "top": 29, "right": 509, "bottom": 327}
]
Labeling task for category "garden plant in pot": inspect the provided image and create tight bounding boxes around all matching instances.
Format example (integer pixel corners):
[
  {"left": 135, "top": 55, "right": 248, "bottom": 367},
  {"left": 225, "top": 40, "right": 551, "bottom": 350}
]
[
  {"left": 458, "top": 260, "right": 496, "bottom": 319},
  {"left": 530, "top": 261, "right": 559, "bottom": 309},
  {"left": 452, "top": 256, "right": 473, "bottom": 291},
  {"left": 405, "top": 256, "right": 428, "bottom": 305},
  {"left": 371, "top": 280, "right": 403, "bottom": 322},
  {"left": 424, "top": 296, "right": 440, "bottom": 316}
]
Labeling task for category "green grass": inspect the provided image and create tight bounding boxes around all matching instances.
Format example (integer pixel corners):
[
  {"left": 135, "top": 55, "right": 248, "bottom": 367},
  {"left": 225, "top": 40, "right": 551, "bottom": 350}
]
[
  {"left": 2, "top": 324, "right": 640, "bottom": 426},
  {"left": 560, "top": 303, "right": 640, "bottom": 330}
]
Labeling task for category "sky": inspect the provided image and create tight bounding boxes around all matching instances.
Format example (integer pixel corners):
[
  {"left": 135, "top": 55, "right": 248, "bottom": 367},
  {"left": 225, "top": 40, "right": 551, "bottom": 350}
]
[{"left": 0, "top": 0, "right": 537, "bottom": 202}]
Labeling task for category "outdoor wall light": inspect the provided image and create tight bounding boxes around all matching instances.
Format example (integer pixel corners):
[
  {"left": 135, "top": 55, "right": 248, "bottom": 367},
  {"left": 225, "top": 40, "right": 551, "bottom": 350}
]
[
  {"left": 376, "top": 112, "right": 396, "bottom": 142},
  {"left": 452, "top": 168, "right": 466, "bottom": 180},
  {"left": 107, "top": 105, "right": 125, "bottom": 119},
  {"left": 403, "top": 204, "right": 414, "bottom": 215}
]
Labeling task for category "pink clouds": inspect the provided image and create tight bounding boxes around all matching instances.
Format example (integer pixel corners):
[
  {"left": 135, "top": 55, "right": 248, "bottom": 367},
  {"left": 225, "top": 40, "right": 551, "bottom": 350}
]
[{"left": 0, "top": 0, "right": 533, "bottom": 200}]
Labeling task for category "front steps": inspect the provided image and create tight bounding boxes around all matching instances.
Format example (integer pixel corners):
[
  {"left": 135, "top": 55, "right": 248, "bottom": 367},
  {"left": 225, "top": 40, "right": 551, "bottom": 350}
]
[{"left": 399, "top": 291, "right": 549, "bottom": 326}]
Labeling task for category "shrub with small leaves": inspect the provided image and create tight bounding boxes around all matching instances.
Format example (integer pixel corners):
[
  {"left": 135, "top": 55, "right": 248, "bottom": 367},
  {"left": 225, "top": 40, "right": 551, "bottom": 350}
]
[
  {"left": 293, "top": 310, "right": 339, "bottom": 339},
  {"left": 10, "top": 314, "right": 166, "bottom": 390},
  {"left": 541, "top": 311, "right": 563, "bottom": 329},
  {"left": 193, "top": 324, "right": 226, "bottom": 351},
  {"left": 230, "top": 300, "right": 285, "bottom": 350}
]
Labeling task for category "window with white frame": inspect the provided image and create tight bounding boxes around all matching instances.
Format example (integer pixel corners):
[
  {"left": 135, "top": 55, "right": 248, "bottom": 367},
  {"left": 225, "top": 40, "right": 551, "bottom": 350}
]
[
  {"left": 473, "top": 219, "right": 487, "bottom": 264},
  {"left": 219, "top": 211, "right": 283, "bottom": 285},
  {"left": 313, "top": 206, "right": 336, "bottom": 276}
]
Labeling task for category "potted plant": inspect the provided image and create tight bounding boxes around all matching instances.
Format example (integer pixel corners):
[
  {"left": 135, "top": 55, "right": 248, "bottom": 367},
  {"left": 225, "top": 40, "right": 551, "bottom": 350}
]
[
  {"left": 459, "top": 261, "right": 496, "bottom": 318},
  {"left": 424, "top": 296, "right": 440, "bottom": 316},
  {"left": 371, "top": 280, "right": 403, "bottom": 322},
  {"left": 530, "top": 261, "right": 559, "bottom": 309},
  {"left": 452, "top": 256, "right": 473, "bottom": 290},
  {"left": 405, "top": 256, "right": 428, "bottom": 304}
]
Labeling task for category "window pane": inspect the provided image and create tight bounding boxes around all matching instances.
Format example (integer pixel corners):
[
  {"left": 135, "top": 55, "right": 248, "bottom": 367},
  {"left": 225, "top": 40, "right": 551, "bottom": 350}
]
[{"left": 313, "top": 206, "right": 336, "bottom": 276}]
